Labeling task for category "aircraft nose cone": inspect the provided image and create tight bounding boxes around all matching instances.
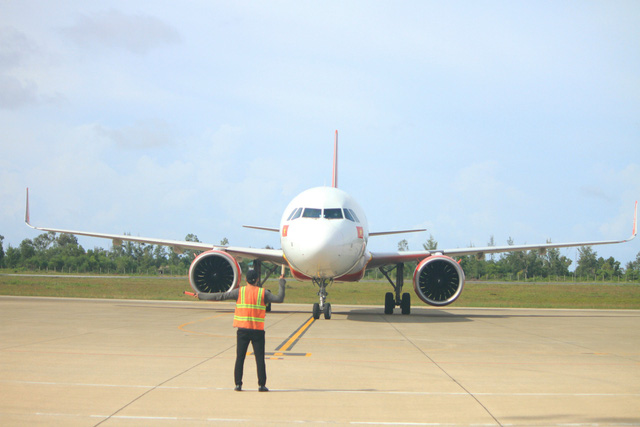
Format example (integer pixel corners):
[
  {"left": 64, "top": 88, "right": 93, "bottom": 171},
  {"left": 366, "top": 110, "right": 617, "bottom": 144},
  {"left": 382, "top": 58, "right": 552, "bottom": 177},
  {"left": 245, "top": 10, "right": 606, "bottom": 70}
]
[
  {"left": 298, "top": 225, "right": 344, "bottom": 260},
  {"left": 284, "top": 222, "right": 352, "bottom": 278}
]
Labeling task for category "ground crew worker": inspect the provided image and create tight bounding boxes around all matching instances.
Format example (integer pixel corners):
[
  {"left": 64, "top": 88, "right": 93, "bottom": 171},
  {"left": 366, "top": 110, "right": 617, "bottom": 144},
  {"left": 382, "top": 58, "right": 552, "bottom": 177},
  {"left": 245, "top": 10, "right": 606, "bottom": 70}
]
[{"left": 196, "top": 269, "right": 285, "bottom": 392}]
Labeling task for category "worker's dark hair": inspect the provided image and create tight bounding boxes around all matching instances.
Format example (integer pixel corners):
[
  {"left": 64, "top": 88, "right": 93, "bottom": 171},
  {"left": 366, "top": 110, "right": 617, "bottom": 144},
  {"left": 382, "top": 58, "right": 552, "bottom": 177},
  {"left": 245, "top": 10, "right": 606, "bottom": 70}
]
[{"left": 246, "top": 269, "right": 259, "bottom": 285}]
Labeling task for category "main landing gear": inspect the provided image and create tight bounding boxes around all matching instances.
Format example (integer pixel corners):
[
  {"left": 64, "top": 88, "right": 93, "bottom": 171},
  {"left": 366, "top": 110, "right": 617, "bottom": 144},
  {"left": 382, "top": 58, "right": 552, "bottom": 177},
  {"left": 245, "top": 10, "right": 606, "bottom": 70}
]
[
  {"left": 312, "top": 278, "right": 333, "bottom": 320},
  {"left": 379, "top": 263, "right": 411, "bottom": 315}
]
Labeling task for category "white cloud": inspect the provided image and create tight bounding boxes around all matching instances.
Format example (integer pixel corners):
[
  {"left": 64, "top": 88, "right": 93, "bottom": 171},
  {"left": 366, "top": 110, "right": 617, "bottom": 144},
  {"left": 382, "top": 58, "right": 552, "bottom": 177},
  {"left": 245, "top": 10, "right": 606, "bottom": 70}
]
[
  {"left": 94, "top": 120, "right": 174, "bottom": 149},
  {"left": 61, "top": 9, "right": 181, "bottom": 54},
  {"left": 0, "top": 27, "right": 43, "bottom": 109},
  {"left": 0, "top": 75, "right": 39, "bottom": 109}
]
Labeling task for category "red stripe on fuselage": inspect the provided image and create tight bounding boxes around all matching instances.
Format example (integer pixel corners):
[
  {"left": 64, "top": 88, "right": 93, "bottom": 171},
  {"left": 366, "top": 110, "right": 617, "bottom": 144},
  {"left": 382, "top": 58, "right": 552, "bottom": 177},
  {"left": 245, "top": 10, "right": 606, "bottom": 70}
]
[
  {"left": 335, "top": 268, "right": 366, "bottom": 282},
  {"left": 290, "top": 268, "right": 312, "bottom": 281}
]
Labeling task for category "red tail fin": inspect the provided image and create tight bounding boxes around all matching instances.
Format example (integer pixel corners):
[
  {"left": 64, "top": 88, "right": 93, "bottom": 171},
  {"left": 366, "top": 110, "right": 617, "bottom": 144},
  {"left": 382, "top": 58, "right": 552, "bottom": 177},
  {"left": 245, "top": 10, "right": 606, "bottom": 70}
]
[{"left": 332, "top": 130, "right": 338, "bottom": 188}]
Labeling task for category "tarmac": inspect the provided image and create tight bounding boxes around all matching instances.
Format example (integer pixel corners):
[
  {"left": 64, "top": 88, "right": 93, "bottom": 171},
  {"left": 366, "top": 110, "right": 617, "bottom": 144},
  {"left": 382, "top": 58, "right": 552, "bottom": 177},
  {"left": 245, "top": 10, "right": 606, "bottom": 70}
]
[{"left": 0, "top": 295, "right": 639, "bottom": 426}]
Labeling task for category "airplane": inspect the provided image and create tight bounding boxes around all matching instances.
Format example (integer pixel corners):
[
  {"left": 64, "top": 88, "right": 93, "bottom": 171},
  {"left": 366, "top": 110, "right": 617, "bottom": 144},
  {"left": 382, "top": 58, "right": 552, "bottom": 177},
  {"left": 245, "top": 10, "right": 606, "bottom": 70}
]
[{"left": 26, "top": 131, "right": 637, "bottom": 319}]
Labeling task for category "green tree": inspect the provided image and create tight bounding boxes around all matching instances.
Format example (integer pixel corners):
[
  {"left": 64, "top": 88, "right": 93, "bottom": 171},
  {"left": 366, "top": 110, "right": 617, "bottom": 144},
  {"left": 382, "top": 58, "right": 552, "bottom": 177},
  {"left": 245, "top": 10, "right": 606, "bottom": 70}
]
[
  {"left": 5, "top": 246, "right": 20, "bottom": 268},
  {"left": 153, "top": 245, "right": 168, "bottom": 268},
  {"left": 487, "top": 235, "right": 496, "bottom": 261},
  {"left": 543, "top": 246, "right": 572, "bottom": 277},
  {"left": 575, "top": 246, "right": 598, "bottom": 279},
  {"left": 596, "top": 256, "right": 621, "bottom": 280},
  {"left": 524, "top": 250, "right": 544, "bottom": 278},
  {"left": 423, "top": 234, "right": 438, "bottom": 251},
  {"left": 624, "top": 251, "right": 640, "bottom": 281},
  {"left": 19, "top": 239, "right": 36, "bottom": 268},
  {"left": 498, "top": 237, "right": 527, "bottom": 279},
  {"left": 398, "top": 239, "right": 409, "bottom": 251},
  {"left": 459, "top": 254, "right": 486, "bottom": 280},
  {"left": 33, "top": 231, "right": 56, "bottom": 253},
  {"left": 181, "top": 234, "right": 202, "bottom": 268}
]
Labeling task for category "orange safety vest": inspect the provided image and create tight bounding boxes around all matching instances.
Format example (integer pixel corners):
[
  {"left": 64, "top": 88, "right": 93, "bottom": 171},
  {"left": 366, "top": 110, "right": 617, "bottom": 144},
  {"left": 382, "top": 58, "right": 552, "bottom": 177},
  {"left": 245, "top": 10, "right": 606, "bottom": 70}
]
[{"left": 233, "top": 285, "right": 266, "bottom": 330}]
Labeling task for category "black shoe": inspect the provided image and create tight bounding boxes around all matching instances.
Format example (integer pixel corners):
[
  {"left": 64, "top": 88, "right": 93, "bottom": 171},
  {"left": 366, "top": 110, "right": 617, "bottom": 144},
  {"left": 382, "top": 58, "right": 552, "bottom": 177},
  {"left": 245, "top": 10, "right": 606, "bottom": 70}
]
[
  {"left": 234, "top": 385, "right": 242, "bottom": 391},
  {"left": 258, "top": 386, "right": 269, "bottom": 392}
]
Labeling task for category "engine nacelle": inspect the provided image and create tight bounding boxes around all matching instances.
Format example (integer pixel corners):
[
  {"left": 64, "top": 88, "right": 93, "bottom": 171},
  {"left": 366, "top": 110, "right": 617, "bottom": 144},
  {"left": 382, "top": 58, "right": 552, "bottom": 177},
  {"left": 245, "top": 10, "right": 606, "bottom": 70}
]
[
  {"left": 189, "top": 250, "right": 242, "bottom": 294},
  {"left": 413, "top": 255, "right": 465, "bottom": 306}
]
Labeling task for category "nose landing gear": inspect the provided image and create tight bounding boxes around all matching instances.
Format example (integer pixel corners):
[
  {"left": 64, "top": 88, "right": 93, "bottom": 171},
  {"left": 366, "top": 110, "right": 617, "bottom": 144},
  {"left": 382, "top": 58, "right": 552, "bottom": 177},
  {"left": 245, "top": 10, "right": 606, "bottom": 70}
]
[{"left": 312, "top": 278, "right": 333, "bottom": 319}]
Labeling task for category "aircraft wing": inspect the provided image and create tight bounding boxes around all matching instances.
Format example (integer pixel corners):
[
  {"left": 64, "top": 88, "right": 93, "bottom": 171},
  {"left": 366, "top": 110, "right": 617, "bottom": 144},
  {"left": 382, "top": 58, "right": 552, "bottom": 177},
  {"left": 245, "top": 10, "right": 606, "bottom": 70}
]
[
  {"left": 25, "top": 189, "right": 285, "bottom": 264},
  {"left": 369, "top": 229, "right": 426, "bottom": 237},
  {"left": 369, "top": 201, "right": 637, "bottom": 269}
]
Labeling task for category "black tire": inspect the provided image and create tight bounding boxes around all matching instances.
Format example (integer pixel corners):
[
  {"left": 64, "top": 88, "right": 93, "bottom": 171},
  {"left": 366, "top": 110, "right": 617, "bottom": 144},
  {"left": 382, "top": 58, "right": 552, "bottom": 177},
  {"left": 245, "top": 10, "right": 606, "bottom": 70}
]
[
  {"left": 401, "top": 293, "right": 411, "bottom": 315},
  {"left": 312, "top": 303, "right": 321, "bottom": 319},
  {"left": 384, "top": 292, "right": 394, "bottom": 315},
  {"left": 323, "top": 303, "right": 332, "bottom": 320}
]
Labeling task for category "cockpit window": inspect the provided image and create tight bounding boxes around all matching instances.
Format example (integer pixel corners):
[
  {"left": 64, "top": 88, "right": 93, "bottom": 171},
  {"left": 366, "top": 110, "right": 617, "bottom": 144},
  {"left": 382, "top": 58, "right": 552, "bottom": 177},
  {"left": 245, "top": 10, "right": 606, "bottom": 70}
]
[
  {"left": 287, "top": 208, "right": 298, "bottom": 221},
  {"left": 324, "top": 208, "right": 343, "bottom": 219},
  {"left": 343, "top": 208, "right": 355, "bottom": 222},
  {"left": 290, "top": 207, "right": 302, "bottom": 220},
  {"left": 302, "top": 208, "right": 322, "bottom": 218},
  {"left": 347, "top": 208, "right": 360, "bottom": 223}
]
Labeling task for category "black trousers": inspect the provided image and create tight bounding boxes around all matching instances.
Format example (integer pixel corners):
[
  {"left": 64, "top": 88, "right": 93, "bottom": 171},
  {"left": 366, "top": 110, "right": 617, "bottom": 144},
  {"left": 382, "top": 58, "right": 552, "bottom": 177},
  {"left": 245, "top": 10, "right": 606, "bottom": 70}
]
[{"left": 235, "top": 328, "right": 266, "bottom": 387}]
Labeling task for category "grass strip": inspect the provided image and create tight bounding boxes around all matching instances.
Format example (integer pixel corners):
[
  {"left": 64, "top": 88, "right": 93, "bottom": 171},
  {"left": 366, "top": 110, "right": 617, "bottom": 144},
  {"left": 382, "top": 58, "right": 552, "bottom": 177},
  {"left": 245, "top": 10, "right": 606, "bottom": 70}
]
[{"left": 1, "top": 274, "right": 638, "bottom": 309}]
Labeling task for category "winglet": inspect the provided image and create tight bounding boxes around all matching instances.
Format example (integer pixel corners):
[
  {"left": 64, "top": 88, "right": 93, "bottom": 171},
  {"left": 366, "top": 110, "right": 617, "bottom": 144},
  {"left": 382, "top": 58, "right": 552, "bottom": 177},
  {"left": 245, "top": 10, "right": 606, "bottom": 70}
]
[
  {"left": 633, "top": 201, "right": 638, "bottom": 238},
  {"left": 25, "top": 188, "right": 34, "bottom": 229},
  {"left": 332, "top": 130, "right": 338, "bottom": 188}
]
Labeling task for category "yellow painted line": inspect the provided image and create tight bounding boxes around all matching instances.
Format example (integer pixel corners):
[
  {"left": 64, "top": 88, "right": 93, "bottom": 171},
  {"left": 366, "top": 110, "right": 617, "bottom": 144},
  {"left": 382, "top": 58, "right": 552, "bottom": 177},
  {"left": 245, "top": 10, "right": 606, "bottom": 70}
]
[{"left": 276, "top": 316, "right": 315, "bottom": 352}]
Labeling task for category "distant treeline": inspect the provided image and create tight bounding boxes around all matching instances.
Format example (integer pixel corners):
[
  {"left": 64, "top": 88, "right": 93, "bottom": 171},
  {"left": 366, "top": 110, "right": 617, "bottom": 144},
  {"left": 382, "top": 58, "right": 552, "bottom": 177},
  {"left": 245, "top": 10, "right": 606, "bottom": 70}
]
[
  {"left": 1, "top": 232, "right": 639, "bottom": 282},
  {"left": 0, "top": 232, "right": 227, "bottom": 276}
]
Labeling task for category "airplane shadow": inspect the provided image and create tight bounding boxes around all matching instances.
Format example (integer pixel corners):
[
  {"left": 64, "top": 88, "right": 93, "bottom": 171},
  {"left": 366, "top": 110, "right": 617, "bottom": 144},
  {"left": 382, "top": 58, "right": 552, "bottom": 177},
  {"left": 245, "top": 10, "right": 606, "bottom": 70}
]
[
  {"left": 337, "top": 308, "right": 640, "bottom": 323},
  {"left": 120, "top": 303, "right": 640, "bottom": 324},
  {"left": 341, "top": 308, "right": 476, "bottom": 324}
]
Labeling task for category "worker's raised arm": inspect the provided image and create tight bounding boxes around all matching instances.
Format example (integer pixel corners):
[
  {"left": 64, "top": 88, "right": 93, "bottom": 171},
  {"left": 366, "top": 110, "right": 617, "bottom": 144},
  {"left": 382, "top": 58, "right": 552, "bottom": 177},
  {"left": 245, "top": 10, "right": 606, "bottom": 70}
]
[{"left": 265, "top": 275, "right": 286, "bottom": 304}]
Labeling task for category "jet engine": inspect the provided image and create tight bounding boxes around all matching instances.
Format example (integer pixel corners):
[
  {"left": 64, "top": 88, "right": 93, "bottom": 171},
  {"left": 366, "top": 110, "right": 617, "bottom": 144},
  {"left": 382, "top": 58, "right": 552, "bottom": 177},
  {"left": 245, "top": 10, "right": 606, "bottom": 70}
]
[
  {"left": 413, "top": 255, "right": 465, "bottom": 306},
  {"left": 188, "top": 250, "right": 242, "bottom": 294}
]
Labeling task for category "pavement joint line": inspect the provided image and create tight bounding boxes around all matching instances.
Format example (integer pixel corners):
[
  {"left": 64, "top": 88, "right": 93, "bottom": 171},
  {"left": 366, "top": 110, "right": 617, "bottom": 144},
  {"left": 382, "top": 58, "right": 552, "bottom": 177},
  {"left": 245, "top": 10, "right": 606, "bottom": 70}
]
[
  {"left": 381, "top": 314, "right": 503, "bottom": 426},
  {"left": 458, "top": 310, "right": 640, "bottom": 366},
  {"left": 94, "top": 342, "right": 238, "bottom": 426}
]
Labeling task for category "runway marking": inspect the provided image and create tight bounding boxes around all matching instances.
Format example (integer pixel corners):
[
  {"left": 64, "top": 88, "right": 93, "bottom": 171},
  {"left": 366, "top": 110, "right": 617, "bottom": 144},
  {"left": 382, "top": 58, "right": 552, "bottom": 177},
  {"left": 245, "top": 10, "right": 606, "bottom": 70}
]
[
  {"left": 247, "top": 315, "right": 315, "bottom": 359},
  {"left": 275, "top": 315, "right": 315, "bottom": 352},
  {"left": 263, "top": 351, "right": 311, "bottom": 360}
]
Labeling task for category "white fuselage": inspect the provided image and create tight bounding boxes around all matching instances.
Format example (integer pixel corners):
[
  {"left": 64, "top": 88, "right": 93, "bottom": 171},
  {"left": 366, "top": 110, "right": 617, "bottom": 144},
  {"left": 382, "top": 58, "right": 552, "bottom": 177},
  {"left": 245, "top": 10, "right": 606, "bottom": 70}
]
[{"left": 279, "top": 187, "right": 371, "bottom": 281}]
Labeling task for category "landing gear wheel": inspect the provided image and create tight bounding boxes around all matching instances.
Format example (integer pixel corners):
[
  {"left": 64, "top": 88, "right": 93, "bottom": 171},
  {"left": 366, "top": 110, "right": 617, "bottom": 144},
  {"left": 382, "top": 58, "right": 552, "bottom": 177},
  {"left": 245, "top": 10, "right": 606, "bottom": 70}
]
[
  {"left": 312, "top": 303, "right": 321, "bottom": 320},
  {"left": 384, "top": 292, "right": 394, "bottom": 314},
  {"left": 323, "top": 303, "right": 332, "bottom": 319},
  {"left": 401, "top": 293, "right": 411, "bottom": 315}
]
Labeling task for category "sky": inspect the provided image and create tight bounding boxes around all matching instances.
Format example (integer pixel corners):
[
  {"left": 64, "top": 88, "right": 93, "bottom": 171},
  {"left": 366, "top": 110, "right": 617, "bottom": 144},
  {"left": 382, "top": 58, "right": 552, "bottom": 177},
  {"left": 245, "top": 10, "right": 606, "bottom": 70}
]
[{"left": 1, "top": 1, "right": 639, "bottom": 269}]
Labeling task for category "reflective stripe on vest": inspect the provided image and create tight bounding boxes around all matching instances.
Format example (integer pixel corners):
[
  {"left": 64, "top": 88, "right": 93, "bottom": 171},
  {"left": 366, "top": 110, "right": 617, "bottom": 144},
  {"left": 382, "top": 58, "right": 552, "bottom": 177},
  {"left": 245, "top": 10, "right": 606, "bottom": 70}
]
[{"left": 233, "top": 285, "right": 266, "bottom": 330}]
